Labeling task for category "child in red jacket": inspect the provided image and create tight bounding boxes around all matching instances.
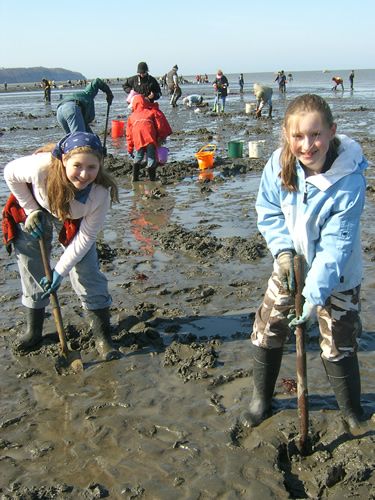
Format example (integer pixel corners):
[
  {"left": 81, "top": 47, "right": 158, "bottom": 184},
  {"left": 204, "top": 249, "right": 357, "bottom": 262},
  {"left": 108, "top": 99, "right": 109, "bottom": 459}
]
[{"left": 126, "top": 95, "right": 172, "bottom": 181}]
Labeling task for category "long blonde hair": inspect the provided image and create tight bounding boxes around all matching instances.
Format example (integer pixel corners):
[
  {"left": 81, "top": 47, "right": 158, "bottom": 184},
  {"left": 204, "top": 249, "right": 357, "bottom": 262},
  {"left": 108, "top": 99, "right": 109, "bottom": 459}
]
[
  {"left": 41, "top": 145, "right": 119, "bottom": 221},
  {"left": 280, "top": 94, "right": 340, "bottom": 191}
]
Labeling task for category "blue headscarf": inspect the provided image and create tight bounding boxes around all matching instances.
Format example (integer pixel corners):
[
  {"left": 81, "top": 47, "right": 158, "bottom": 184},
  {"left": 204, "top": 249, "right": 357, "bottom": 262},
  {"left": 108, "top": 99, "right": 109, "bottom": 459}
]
[{"left": 52, "top": 132, "right": 103, "bottom": 159}]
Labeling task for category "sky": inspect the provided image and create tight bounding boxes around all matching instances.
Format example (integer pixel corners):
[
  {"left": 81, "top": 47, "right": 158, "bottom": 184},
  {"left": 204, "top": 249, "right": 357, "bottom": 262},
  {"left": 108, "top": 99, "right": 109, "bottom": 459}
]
[{"left": 1, "top": 0, "right": 374, "bottom": 79}]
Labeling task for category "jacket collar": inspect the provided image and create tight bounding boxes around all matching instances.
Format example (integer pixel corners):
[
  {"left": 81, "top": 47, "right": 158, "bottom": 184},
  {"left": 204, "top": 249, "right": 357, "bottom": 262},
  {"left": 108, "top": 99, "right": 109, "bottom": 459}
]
[{"left": 302, "top": 135, "right": 367, "bottom": 191}]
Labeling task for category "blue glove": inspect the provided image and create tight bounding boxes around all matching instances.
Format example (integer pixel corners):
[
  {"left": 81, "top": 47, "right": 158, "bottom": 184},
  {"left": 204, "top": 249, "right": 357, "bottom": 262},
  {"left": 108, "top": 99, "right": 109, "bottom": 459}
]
[
  {"left": 288, "top": 300, "right": 316, "bottom": 330},
  {"left": 40, "top": 270, "right": 63, "bottom": 299},
  {"left": 24, "top": 210, "right": 44, "bottom": 239}
]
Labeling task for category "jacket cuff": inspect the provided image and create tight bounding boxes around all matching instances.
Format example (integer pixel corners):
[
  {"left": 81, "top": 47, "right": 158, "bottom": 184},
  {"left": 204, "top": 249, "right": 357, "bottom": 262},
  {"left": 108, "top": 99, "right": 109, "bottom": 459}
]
[{"left": 274, "top": 248, "right": 295, "bottom": 258}]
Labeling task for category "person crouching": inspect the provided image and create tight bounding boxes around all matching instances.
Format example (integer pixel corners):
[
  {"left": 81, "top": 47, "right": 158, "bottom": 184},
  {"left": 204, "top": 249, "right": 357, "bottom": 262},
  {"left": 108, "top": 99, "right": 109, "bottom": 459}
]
[
  {"left": 3, "top": 132, "right": 121, "bottom": 361},
  {"left": 126, "top": 95, "right": 172, "bottom": 182}
]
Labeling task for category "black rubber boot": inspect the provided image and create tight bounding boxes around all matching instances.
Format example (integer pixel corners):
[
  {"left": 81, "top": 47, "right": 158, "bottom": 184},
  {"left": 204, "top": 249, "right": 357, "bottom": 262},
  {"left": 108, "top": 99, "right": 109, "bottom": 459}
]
[
  {"left": 148, "top": 166, "right": 157, "bottom": 181},
  {"left": 88, "top": 308, "right": 121, "bottom": 361},
  {"left": 132, "top": 163, "right": 141, "bottom": 182},
  {"left": 241, "top": 346, "right": 283, "bottom": 427},
  {"left": 268, "top": 105, "right": 273, "bottom": 119},
  {"left": 322, "top": 355, "right": 364, "bottom": 432},
  {"left": 17, "top": 307, "right": 45, "bottom": 351}
]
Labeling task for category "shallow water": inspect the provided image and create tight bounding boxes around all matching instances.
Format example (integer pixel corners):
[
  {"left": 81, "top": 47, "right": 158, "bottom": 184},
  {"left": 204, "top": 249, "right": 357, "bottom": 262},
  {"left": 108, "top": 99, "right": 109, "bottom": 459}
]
[{"left": 2, "top": 68, "right": 375, "bottom": 168}]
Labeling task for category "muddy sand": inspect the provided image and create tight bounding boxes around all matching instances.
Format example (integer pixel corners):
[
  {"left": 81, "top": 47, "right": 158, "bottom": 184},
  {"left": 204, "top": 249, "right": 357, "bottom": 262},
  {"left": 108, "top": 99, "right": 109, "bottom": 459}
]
[{"left": 1, "top": 111, "right": 375, "bottom": 499}]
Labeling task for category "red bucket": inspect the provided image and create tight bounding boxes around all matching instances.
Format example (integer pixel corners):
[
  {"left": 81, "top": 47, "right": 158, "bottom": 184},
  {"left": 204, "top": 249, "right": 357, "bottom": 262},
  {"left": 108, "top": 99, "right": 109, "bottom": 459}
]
[{"left": 111, "top": 119, "right": 125, "bottom": 138}]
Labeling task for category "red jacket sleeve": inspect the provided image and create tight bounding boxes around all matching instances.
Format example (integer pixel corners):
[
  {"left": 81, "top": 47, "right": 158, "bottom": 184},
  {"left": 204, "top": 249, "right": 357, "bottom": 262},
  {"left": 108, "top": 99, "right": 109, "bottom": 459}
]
[
  {"left": 153, "top": 110, "right": 172, "bottom": 141},
  {"left": 126, "top": 118, "right": 134, "bottom": 153}
]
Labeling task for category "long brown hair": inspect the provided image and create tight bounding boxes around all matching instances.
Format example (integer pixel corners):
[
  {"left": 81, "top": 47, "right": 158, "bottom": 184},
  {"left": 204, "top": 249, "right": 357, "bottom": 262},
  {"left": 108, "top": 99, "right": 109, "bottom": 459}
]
[
  {"left": 280, "top": 94, "right": 340, "bottom": 191},
  {"left": 43, "top": 145, "right": 119, "bottom": 221}
]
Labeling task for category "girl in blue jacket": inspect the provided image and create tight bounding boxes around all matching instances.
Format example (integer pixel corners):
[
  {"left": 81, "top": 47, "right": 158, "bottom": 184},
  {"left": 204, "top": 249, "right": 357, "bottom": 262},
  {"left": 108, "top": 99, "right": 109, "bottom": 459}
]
[{"left": 243, "top": 94, "right": 368, "bottom": 433}]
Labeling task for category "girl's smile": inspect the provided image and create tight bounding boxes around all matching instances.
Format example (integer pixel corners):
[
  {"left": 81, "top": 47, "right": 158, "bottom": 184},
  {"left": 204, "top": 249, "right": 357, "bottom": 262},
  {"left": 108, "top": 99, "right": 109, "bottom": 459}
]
[
  {"left": 286, "top": 111, "right": 336, "bottom": 174},
  {"left": 63, "top": 152, "right": 100, "bottom": 190}
]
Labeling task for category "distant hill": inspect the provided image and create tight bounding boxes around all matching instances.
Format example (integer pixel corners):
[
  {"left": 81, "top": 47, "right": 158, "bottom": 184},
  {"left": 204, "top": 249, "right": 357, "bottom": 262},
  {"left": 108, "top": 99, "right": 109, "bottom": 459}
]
[{"left": 0, "top": 67, "right": 86, "bottom": 84}]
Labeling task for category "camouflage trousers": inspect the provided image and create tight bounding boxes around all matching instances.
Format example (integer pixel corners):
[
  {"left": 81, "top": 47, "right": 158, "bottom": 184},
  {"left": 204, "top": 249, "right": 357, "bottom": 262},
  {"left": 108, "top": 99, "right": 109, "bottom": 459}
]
[{"left": 251, "top": 272, "right": 362, "bottom": 361}]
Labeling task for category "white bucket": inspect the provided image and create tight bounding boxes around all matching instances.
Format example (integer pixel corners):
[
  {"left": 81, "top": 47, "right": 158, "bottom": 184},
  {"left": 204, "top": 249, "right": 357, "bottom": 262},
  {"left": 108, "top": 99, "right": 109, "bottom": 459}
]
[
  {"left": 248, "top": 140, "right": 265, "bottom": 158},
  {"left": 245, "top": 102, "right": 256, "bottom": 114}
]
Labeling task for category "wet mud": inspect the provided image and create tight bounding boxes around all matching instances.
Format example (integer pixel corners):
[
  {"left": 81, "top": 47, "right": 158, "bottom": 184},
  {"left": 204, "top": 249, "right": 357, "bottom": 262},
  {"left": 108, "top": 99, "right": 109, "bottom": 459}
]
[{"left": 1, "top": 93, "right": 375, "bottom": 498}]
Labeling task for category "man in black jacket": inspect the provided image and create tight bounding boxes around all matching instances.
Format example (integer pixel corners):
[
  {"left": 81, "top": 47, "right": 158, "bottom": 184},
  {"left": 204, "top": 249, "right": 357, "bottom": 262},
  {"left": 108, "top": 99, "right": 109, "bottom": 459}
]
[{"left": 123, "top": 62, "right": 161, "bottom": 103}]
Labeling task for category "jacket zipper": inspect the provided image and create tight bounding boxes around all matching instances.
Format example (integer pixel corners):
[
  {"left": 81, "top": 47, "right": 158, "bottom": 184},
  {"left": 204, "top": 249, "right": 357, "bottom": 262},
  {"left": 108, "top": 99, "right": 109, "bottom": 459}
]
[{"left": 303, "top": 183, "right": 308, "bottom": 204}]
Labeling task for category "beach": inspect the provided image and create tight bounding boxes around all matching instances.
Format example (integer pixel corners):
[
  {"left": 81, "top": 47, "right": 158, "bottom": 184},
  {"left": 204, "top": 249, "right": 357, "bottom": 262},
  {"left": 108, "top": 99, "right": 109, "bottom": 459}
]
[{"left": 0, "top": 77, "right": 375, "bottom": 498}]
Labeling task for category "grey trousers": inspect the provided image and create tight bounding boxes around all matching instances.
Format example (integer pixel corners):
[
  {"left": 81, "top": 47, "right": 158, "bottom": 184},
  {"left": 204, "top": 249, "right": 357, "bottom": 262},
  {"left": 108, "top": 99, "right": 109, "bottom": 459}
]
[{"left": 13, "top": 214, "right": 112, "bottom": 311}]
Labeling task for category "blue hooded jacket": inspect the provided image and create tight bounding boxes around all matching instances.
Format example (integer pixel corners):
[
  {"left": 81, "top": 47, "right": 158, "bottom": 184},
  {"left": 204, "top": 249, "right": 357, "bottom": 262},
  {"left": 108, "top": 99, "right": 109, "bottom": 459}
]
[{"left": 256, "top": 135, "right": 368, "bottom": 305}]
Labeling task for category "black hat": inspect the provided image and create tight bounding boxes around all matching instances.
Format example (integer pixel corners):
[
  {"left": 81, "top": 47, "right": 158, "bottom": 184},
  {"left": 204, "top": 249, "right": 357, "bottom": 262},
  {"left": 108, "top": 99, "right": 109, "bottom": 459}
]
[
  {"left": 137, "top": 62, "right": 149, "bottom": 73},
  {"left": 173, "top": 64, "right": 178, "bottom": 70}
]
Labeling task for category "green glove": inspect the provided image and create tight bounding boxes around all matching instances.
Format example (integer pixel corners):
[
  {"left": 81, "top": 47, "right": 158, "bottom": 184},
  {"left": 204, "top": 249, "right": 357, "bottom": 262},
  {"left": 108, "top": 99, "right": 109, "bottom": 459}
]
[
  {"left": 24, "top": 210, "right": 44, "bottom": 239},
  {"left": 276, "top": 251, "right": 295, "bottom": 293},
  {"left": 106, "top": 92, "right": 114, "bottom": 105}
]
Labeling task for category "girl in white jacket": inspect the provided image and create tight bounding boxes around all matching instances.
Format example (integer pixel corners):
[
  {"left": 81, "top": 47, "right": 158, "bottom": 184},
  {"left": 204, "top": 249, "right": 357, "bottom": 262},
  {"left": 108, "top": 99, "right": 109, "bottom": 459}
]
[
  {"left": 242, "top": 94, "right": 368, "bottom": 433},
  {"left": 3, "top": 132, "right": 120, "bottom": 361}
]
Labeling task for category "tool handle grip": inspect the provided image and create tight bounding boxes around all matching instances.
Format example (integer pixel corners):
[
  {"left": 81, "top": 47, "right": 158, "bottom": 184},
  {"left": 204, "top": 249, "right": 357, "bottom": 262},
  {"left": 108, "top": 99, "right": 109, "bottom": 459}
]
[
  {"left": 38, "top": 239, "right": 68, "bottom": 353},
  {"left": 294, "top": 254, "right": 309, "bottom": 453},
  {"left": 103, "top": 102, "right": 110, "bottom": 151}
]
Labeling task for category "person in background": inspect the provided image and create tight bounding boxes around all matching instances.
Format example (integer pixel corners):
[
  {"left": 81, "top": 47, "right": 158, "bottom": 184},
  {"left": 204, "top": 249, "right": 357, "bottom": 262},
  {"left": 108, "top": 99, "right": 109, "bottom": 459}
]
[
  {"left": 122, "top": 62, "right": 162, "bottom": 103},
  {"left": 349, "top": 70, "right": 355, "bottom": 91},
  {"left": 126, "top": 95, "right": 172, "bottom": 182},
  {"left": 182, "top": 95, "right": 205, "bottom": 107},
  {"left": 332, "top": 76, "right": 344, "bottom": 91},
  {"left": 253, "top": 83, "right": 273, "bottom": 119},
  {"left": 275, "top": 70, "right": 287, "bottom": 93},
  {"left": 167, "top": 65, "right": 182, "bottom": 107},
  {"left": 56, "top": 78, "right": 113, "bottom": 133},
  {"left": 212, "top": 69, "right": 229, "bottom": 113},
  {"left": 41, "top": 79, "right": 51, "bottom": 103},
  {"left": 239, "top": 73, "right": 244, "bottom": 93},
  {"left": 2, "top": 132, "right": 121, "bottom": 361},
  {"left": 242, "top": 94, "right": 368, "bottom": 434}
]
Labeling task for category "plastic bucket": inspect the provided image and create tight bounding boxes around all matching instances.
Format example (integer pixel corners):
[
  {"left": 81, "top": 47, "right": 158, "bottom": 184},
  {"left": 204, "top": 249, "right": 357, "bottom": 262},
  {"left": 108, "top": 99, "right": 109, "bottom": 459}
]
[
  {"left": 195, "top": 144, "right": 217, "bottom": 170},
  {"left": 245, "top": 102, "right": 256, "bottom": 114},
  {"left": 157, "top": 146, "right": 169, "bottom": 165},
  {"left": 126, "top": 89, "right": 140, "bottom": 104},
  {"left": 111, "top": 120, "right": 125, "bottom": 138},
  {"left": 248, "top": 140, "right": 265, "bottom": 158},
  {"left": 228, "top": 140, "right": 243, "bottom": 158}
]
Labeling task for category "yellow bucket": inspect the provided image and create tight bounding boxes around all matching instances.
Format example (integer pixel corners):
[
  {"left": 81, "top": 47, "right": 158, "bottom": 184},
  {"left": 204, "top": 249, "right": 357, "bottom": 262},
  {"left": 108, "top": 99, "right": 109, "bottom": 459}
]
[{"left": 195, "top": 144, "right": 217, "bottom": 170}]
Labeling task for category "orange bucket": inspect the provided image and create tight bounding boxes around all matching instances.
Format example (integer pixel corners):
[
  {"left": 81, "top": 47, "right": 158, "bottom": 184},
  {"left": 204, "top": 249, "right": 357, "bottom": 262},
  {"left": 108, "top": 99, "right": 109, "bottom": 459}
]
[
  {"left": 199, "top": 170, "right": 214, "bottom": 181},
  {"left": 111, "top": 119, "right": 125, "bottom": 138},
  {"left": 195, "top": 144, "right": 217, "bottom": 170}
]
